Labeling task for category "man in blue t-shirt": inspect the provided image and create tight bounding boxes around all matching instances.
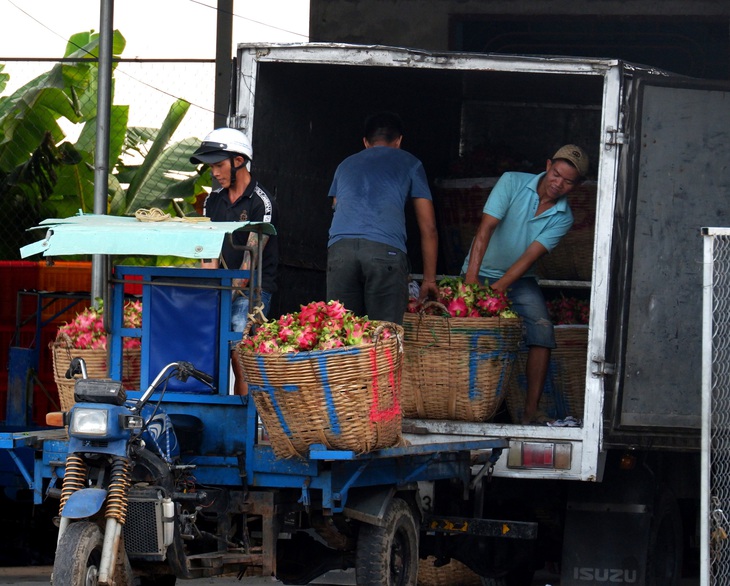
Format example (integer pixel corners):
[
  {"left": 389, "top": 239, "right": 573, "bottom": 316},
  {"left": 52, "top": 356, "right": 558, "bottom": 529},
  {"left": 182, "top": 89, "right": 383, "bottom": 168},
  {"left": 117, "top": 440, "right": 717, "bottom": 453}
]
[
  {"left": 327, "top": 112, "right": 438, "bottom": 324},
  {"left": 463, "top": 144, "right": 589, "bottom": 424}
]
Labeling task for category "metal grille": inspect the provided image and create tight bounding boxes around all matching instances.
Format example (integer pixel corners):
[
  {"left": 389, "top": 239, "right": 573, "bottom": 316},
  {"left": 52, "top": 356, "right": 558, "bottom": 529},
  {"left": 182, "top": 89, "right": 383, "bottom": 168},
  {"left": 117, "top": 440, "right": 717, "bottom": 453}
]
[
  {"left": 124, "top": 498, "right": 165, "bottom": 558},
  {"left": 703, "top": 229, "right": 730, "bottom": 585}
]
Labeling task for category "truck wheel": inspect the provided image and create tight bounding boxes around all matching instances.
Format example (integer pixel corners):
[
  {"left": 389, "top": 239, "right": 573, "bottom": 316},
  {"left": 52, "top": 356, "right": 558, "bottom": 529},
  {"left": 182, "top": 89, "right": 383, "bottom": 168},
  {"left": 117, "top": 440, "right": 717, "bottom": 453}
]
[
  {"left": 646, "top": 491, "right": 683, "bottom": 586},
  {"left": 52, "top": 522, "right": 104, "bottom": 586},
  {"left": 355, "top": 497, "right": 419, "bottom": 586}
]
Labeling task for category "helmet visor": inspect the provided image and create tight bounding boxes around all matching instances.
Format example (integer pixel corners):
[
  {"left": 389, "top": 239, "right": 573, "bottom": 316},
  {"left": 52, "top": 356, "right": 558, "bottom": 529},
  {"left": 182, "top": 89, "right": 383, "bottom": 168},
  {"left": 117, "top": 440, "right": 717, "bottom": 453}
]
[{"left": 190, "top": 146, "right": 231, "bottom": 165}]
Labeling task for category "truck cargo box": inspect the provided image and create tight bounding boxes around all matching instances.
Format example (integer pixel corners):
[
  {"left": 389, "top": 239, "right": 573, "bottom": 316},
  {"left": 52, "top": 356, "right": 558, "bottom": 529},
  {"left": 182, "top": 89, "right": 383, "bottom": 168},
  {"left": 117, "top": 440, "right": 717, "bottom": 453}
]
[{"left": 234, "top": 43, "right": 730, "bottom": 481}]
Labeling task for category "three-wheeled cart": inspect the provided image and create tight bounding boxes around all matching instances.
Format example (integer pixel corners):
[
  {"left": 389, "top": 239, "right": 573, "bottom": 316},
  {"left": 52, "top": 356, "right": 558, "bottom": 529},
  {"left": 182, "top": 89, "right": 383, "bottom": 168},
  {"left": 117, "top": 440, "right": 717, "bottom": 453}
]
[{"left": 0, "top": 214, "right": 534, "bottom": 585}]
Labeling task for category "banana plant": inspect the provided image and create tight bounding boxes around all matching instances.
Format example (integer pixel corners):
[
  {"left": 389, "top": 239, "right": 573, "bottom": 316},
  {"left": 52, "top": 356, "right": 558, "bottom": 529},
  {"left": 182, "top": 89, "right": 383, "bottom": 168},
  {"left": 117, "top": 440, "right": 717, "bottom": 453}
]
[
  {"left": 0, "top": 30, "right": 210, "bottom": 260},
  {"left": 113, "top": 98, "right": 208, "bottom": 216}
]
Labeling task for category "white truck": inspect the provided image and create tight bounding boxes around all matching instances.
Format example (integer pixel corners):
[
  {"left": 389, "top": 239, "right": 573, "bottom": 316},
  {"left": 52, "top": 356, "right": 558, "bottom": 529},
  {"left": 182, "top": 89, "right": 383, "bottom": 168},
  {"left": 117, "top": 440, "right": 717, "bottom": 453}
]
[{"left": 231, "top": 42, "right": 730, "bottom": 585}]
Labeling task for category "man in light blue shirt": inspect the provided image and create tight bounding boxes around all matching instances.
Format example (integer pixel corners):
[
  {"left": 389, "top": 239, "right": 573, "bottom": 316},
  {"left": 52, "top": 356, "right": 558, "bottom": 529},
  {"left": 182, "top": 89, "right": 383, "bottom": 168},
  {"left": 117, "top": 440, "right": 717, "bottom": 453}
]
[{"left": 463, "top": 145, "right": 589, "bottom": 424}]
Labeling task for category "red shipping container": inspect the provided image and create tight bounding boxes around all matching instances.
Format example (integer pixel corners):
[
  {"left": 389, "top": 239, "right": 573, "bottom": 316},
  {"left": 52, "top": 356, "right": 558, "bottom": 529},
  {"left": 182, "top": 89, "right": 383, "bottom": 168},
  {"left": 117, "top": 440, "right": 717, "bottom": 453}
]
[{"left": 37, "top": 261, "right": 92, "bottom": 324}]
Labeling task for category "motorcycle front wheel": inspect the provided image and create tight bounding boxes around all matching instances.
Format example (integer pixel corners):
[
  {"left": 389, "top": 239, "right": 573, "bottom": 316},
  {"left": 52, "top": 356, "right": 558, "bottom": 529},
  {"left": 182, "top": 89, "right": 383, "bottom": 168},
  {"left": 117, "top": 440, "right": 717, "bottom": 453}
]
[
  {"left": 52, "top": 521, "right": 133, "bottom": 586},
  {"left": 52, "top": 522, "right": 103, "bottom": 586}
]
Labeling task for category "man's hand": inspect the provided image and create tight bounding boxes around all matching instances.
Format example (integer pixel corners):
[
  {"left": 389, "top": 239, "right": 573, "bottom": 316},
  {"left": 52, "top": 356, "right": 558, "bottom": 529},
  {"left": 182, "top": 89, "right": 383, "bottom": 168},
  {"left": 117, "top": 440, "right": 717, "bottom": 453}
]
[
  {"left": 418, "top": 280, "right": 439, "bottom": 303},
  {"left": 413, "top": 198, "right": 438, "bottom": 301},
  {"left": 246, "top": 232, "right": 260, "bottom": 266},
  {"left": 235, "top": 249, "right": 252, "bottom": 291},
  {"left": 490, "top": 278, "right": 507, "bottom": 293},
  {"left": 239, "top": 250, "right": 253, "bottom": 289},
  {"left": 464, "top": 274, "right": 503, "bottom": 292},
  {"left": 232, "top": 277, "right": 248, "bottom": 295},
  {"left": 464, "top": 214, "right": 499, "bottom": 286}
]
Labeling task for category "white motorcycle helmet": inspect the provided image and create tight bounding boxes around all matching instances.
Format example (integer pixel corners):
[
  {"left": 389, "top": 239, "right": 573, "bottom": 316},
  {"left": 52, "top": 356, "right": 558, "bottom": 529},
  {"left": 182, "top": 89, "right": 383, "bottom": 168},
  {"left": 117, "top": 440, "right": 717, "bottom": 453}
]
[{"left": 190, "top": 128, "right": 253, "bottom": 183}]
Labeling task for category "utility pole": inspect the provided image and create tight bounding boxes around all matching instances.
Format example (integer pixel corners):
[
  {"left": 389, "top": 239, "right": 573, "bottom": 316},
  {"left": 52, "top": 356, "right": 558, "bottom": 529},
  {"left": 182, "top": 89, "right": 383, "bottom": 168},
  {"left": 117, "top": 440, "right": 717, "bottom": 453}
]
[
  {"left": 214, "top": 0, "right": 234, "bottom": 128},
  {"left": 92, "top": 0, "right": 114, "bottom": 310}
]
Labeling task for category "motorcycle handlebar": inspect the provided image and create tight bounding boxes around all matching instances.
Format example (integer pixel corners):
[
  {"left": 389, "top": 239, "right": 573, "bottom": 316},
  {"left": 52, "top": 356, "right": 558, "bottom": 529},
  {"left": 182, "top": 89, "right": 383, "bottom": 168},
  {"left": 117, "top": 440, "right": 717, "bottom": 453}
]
[
  {"left": 133, "top": 361, "right": 216, "bottom": 414},
  {"left": 177, "top": 361, "right": 215, "bottom": 386},
  {"left": 65, "top": 357, "right": 88, "bottom": 380}
]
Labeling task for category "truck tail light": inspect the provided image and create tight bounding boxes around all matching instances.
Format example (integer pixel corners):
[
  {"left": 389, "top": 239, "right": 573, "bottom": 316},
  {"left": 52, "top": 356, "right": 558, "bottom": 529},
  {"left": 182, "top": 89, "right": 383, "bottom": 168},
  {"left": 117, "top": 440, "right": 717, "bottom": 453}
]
[{"left": 507, "top": 440, "right": 572, "bottom": 470}]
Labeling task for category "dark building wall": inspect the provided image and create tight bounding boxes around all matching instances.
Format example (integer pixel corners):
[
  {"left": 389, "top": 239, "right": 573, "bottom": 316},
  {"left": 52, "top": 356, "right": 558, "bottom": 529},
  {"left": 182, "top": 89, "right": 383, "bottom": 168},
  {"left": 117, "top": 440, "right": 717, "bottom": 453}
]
[{"left": 309, "top": 0, "right": 730, "bottom": 78}]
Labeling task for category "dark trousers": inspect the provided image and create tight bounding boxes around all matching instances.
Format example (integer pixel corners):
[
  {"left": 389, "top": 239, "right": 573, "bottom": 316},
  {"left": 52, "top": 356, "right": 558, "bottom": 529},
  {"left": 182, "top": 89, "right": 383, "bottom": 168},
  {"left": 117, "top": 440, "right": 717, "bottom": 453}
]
[{"left": 326, "top": 238, "right": 409, "bottom": 325}]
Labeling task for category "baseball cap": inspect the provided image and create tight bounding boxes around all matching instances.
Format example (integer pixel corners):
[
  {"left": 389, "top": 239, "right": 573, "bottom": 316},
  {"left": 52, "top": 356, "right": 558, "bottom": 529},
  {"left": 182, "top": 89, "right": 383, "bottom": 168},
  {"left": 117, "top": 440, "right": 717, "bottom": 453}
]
[{"left": 552, "top": 144, "right": 589, "bottom": 178}]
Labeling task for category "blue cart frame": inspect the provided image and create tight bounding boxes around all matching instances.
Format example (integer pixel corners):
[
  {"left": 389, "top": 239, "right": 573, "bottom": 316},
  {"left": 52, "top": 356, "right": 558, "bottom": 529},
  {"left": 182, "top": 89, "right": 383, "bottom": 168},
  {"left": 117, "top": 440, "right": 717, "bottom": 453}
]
[{"left": 5, "top": 264, "right": 507, "bottom": 515}]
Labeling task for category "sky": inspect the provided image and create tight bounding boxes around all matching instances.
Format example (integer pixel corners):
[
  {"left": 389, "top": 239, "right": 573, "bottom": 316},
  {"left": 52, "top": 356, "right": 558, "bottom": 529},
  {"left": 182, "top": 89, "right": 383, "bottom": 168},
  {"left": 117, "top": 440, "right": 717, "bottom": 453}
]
[
  {"left": 0, "top": 0, "right": 310, "bottom": 140},
  {"left": 0, "top": 0, "right": 309, "bottom": 59}
]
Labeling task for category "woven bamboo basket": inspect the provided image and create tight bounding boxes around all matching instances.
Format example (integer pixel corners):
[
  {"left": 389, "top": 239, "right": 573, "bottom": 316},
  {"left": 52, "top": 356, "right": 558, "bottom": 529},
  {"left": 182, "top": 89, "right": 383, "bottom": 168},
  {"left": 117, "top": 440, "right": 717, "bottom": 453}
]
[
  {"left": 506, "top": 325, "right": 588, "bottom": 423},
  {"left": 535, "top": 181, "right": 596, "bottom": 281},
  {"left": 401, "top": 311, "right": 522, "bottom": 421},
  {"left": 417, "top": 556, "right": 481, "bottom": 586},
  {"left": 52, "top": 333, "right": 142, "bottom": 411},
  {"left": 237, "top": 323, "right": 404, "bottom": 459}
]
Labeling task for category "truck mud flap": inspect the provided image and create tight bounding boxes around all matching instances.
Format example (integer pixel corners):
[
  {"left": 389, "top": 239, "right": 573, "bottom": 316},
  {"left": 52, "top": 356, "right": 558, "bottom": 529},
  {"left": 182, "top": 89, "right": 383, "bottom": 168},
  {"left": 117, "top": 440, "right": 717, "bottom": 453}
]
[{"left": 560, "top": 502, "right": 650, "bottom": 585}]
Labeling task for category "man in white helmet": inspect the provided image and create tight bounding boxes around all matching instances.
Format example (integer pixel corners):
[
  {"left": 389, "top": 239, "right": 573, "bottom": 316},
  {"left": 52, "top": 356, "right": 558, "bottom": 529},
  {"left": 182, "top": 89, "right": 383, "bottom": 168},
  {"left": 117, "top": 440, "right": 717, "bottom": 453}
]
[{"left": 191, "top": 128, "right": 279, "bottom": 394}]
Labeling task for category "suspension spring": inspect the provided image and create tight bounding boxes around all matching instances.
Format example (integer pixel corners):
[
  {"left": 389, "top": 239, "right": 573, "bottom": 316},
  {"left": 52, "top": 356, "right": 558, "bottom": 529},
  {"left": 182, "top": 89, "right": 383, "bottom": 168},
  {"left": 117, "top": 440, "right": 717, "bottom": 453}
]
[
  {"left": 105, "top": 457, "right": 132, "bottom": 524},
  {"left": 59, "top": 454, "right": 87, "bottom": 515}
]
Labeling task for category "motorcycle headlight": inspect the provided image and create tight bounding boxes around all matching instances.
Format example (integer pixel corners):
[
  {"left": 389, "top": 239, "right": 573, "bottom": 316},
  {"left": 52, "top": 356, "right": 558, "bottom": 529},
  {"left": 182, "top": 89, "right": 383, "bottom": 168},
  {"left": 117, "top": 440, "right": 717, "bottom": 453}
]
[{"left": 70, "top": 408, "right": 109, "bottom": 436}]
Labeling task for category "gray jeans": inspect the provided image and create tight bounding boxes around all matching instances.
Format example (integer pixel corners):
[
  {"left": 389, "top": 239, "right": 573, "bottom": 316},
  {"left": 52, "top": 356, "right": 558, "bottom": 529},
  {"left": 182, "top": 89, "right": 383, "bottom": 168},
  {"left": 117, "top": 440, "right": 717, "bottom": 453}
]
[{"left": 326, "top": 238, "right": 409, "bottom": 325}]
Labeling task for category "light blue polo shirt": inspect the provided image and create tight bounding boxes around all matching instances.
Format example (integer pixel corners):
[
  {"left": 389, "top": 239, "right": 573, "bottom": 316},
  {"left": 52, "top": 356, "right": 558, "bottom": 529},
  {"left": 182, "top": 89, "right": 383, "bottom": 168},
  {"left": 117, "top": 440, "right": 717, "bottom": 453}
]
[{"left": 461, "top": 171, "right": 574, "bottom": 280}]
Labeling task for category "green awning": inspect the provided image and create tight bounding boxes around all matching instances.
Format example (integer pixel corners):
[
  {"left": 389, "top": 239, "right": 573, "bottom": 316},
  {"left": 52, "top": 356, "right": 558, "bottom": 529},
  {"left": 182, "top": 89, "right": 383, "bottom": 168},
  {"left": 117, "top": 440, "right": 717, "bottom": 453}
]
[{"left": 20, "top": 214, "right": 276, "bottom": 259}]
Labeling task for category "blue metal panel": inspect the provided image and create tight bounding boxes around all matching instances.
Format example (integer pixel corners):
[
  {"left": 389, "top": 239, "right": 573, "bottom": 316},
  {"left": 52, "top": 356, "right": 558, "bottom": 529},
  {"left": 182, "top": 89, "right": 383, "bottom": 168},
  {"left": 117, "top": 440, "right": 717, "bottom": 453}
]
[
  {"left": 130, "top": 396, "right": 249, "bottom": 456},
  {"left": 42, "top": 439, "right": 70, "bottom": 465},
  {"left": 0, "top": 447, "right": 34, "bottom": 495},
  {"left": 147, "top": 278, "right": 220, "bottom": 393},
  {"left": 307, "top": 439, "right": 508, "bottom": 460},
  {"left": 110, "top": 266, "right": 244, "bottom": 395},
  {"left": 249, "top": 444, "right": 320, "bottom": 478},
  {"left": 249, "top": 449, "right": 477, "bottom": 512},
  {"left": 0, "top": 429, "right": 66, "bottom": 449},
  {"left": 6, "top": 348, "right": 34, "bottom": 426},
  {"left": 0, "top": 430, "right": 67, "bottom": 502},
  {"left": 176, "top": 455, "right": 247, "bottom": 486}
]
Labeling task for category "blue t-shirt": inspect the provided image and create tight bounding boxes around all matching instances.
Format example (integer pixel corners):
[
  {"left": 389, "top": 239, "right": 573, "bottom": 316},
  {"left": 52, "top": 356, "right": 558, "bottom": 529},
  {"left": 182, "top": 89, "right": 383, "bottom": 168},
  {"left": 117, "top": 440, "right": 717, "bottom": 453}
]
[
  {"left": 462, "top": 171, "right": 574, "bottom": 280},
  {"left": 327, "top": 146, "right": 432, "bottom": 252}
]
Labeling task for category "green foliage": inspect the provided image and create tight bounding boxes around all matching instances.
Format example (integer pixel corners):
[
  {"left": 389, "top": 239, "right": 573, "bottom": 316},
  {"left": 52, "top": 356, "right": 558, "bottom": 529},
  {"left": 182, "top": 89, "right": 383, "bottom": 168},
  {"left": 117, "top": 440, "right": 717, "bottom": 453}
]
[
  {"left": 0, "top": 64, "right": 9, "bottom": 94},
  {"left": 0, "top": 29, "right": 210, "bottom": 260}
]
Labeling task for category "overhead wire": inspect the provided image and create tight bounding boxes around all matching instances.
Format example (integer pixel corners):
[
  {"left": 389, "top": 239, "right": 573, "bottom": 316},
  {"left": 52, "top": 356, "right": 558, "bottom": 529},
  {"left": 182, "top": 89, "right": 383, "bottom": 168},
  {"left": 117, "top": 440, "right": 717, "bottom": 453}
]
[
  {"left": 2, "top": 0, "right": 308, "bottom": 114},
  {"left": 190, "top": 0, "right": 308, "bottom": 40},
  {"left": 5, "top": 0, "right": 74, "bottom": 49}
]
